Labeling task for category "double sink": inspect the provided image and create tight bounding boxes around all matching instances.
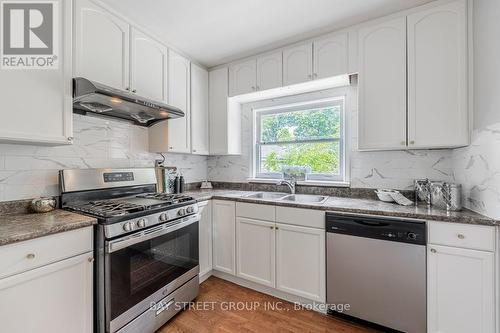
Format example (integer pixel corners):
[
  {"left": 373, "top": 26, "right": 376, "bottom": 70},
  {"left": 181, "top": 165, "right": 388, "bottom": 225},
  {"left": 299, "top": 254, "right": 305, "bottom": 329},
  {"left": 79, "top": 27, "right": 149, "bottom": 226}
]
[{"left": 244, "top": 192, "right": 328, "bottom": 205}]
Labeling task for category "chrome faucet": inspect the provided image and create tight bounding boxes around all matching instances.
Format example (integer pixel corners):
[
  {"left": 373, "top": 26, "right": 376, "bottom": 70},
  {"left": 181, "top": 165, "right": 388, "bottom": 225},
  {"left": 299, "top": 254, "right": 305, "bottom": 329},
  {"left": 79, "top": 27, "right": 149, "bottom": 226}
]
[{"left": 278, "top": 179, "right": 296, "bottom": 194}]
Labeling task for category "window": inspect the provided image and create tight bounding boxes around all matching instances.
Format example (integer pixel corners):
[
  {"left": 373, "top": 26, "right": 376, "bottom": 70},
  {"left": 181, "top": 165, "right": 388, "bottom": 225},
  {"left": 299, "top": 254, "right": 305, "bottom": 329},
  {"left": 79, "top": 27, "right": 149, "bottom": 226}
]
[{"left": 254, "top": 97, "right": 346, "bottom": 182}]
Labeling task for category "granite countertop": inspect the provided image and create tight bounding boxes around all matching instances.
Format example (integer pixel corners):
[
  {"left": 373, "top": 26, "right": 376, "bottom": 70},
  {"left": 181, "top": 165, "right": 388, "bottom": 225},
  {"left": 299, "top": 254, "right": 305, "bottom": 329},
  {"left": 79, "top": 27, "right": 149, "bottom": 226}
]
[
  {"left": 185, "top": 189, "right": 498, "bottom": 226},
  {"left": 0, "top": 204, "right": 97, "bottom": 246}
]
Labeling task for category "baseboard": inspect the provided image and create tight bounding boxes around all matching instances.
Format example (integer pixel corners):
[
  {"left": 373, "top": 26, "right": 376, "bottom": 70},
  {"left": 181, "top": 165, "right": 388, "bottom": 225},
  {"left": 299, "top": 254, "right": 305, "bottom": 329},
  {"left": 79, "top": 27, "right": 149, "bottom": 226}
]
[
  {"left": 199, "top": 270, "right": 213, "bottom": 283},
  {"left": 211, "top": 270, "right": 327, "bottom": 314}
]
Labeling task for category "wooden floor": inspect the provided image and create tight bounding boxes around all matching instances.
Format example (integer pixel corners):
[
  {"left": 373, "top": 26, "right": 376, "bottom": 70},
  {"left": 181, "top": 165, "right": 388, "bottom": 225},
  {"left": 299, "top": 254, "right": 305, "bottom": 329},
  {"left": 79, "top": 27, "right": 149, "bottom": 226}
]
[{"left": 157, "top": 277, "right": 379, "bottom": 333}]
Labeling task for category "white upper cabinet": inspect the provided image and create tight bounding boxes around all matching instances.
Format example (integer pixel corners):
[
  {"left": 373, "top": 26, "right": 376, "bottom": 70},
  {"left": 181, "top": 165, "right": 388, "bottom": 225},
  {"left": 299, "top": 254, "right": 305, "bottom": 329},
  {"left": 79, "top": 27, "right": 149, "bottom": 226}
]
[
  {"left": 256, "top": 52, "right": 283, "bottom": 91},
  {"left": 358, "top": 17, "right": 407, "bottom": 150},
  {"left": 130, "top": 28, "right": 168, "bottom": 102},
  {"left": 167, "top": 51, "right": 191, "bottom": 153},
  {"left": 209, "top": 67, "right": 241, "bottom": 155},
  {"left": 0, "top": 0, "right": 72, "bottom": 145},
  {"left": 229, "top": 59, "right": 257, "bottom": 96},
  {"left": 74, "top": 0, "right": 129, "bottom": 90},
  {"left": 191, "top": 63, "right": 210, "bottom": 155},
  {"left": 313, "top": 32, "right": 349, "bottom": 79},
  {"left": 283, "top": 42, "right": 313, "bottom": 86},
  {"left": 407, "top": 0, "right": 468, "bottom": 148}
]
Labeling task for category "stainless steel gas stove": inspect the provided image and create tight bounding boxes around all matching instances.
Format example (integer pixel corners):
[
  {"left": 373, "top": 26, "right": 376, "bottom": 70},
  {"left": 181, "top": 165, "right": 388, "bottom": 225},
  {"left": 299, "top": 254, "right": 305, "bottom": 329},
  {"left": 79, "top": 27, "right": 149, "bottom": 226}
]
[{"left": 59, "top": 168, "right": 200, "bottom": 333}]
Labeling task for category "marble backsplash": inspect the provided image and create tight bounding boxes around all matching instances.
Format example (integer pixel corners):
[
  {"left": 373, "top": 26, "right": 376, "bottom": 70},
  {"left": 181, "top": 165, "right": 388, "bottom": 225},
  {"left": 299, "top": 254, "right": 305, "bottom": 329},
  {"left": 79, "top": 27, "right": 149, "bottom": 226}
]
[
  {"left": 0, "top": 114, "right": 208, "bottom": 202},
  {"left": 452, "top": 122, "right": 500, "bottom": 219},
  {"left": 208, "top": 85, "right": 454, "bottom": 191}
]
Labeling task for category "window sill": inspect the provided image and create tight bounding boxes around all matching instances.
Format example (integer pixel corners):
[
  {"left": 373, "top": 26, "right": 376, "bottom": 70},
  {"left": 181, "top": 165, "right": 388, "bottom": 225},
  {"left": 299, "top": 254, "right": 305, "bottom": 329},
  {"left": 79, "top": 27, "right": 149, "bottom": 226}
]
[{"left": 248, "top": 178, "right": 350, "bottom": 188}]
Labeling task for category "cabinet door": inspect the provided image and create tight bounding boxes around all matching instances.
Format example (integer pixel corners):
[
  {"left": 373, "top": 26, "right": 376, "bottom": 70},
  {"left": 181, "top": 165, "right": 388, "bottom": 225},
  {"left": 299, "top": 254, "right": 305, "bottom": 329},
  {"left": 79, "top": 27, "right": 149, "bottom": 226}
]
[
  {"left": 236, "top": 217, "right": 275, "bottom": 287},
  {"left": 0, "top": 0, "right": 72, "bottom": 145},
  {"left": 191, "top": 63, "right": 210, "bottom": 155},
  {"left": 229, "top": 59, "right": 257, "bottom": 96},
  {"left": 275, "top": 223, "right": 325, "bottom": 302},
  {"left": 358, "top": 17, "right": 407, "bottom": 150},
  {"left": 0, "top": 252, "right": 93, "bottom": 333},
  {"left": 313, "top": 33, "right": 349, "bottom": 79},
  {"left": 130, "top": 28, "right": 168, "bottom": 102},
  {"left": 407, "top": 1, "right": 468, "bottom": 149},
  {"left": 283, "top": 42, "right": 313, "bottom": 86},
  {"left": 167, "top": 50, "right": 191, "bottom": 153},
  {"left": 256, "top": 52, "right": 283, "bottom": 91},
  {"left": 212, "top": 200, "right": 236, "bottom": 275},
  {"left": 198, "top": 201, "right": 212, "bottom": 277},
  {"left": 427, "top": 245, "right": 495, "bottom": 333},
  {"left": 74, "top": 0, "right": 129, "bottom": 90}
]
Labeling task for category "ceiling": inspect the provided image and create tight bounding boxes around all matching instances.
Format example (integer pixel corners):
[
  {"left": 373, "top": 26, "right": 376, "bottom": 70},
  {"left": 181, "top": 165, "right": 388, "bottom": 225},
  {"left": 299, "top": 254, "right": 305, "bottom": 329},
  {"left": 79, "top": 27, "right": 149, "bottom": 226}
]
[{"left": 101, "top": 0, "right": 435, "bottom": 68}]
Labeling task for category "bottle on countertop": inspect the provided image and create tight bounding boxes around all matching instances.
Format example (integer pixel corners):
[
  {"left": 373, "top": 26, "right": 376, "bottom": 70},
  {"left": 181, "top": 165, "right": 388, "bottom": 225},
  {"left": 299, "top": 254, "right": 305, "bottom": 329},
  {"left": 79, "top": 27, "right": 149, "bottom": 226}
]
[
  {"left": 179, "top": 173, "right": 185, "bottom": 193},
  {"left": 174, "top": 174, "right": 181, "bottom": 194}
]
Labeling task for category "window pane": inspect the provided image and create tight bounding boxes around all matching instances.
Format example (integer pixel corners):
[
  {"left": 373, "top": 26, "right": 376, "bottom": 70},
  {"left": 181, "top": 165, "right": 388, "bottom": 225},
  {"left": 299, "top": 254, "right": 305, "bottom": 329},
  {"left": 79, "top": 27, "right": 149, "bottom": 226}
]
[
  {"left": 260, "top": 105, "right": 341, "bottom": 143},
  {"left": 259, "top": 141, "right": 340, "bottom": 175}
]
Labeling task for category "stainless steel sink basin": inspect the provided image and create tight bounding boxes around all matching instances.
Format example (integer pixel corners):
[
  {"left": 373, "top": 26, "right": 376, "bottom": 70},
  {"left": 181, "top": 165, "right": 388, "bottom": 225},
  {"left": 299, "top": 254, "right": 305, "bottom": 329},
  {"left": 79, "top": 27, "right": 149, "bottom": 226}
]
[
  {"left": 244, "top": 192, "right": 288, "bottom": 200},
  {"left": 280, "top": 194, "right": 328, "bottom": 204}
]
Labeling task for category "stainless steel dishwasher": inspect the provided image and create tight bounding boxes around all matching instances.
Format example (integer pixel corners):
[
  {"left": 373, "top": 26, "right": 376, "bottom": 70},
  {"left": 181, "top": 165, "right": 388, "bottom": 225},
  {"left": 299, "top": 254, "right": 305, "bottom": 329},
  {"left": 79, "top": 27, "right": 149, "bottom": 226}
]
[{"left": 326, "top": 212, "right": 426, "bottom": 333}]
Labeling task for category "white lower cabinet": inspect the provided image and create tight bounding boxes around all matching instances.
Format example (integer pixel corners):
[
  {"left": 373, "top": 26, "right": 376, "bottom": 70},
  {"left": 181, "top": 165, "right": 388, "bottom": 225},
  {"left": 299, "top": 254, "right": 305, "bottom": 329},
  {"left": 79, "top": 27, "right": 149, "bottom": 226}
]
[
  {"left": 275, "top": 223, "right": 326, "bottom": 302},
  {"left": 0, "top": 228, "right": 93, "bottom": 333},
  {"left": 427, "top": 244, "right": 495, "bottom": 333},
  {"left": 212, "top": 200, "right": 236, "bottom": 275},
  {"left": 198, "top": 201, "right": 212, "bottom": 277},
  {"left": 236, "top": 217, "right": 275, "bottom": 287}
]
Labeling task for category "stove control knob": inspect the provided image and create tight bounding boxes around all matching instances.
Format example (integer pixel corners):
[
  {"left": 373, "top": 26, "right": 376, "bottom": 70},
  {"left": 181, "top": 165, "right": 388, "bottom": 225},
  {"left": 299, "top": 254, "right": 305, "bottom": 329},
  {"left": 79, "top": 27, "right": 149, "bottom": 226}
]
[
  {"left": 137, "top": 218, "right": 147, "bottom": 228},
  {"left": 159, "top": 213, "right": 168, "bottom": 222},
  {"left": 123, "top": 222, "right": 133, "bottom": 232},
  {"left": 186, "top": 206, "right": 194, "bottom": 214},
  {"left": 178, "top": 208, "right": 186, "bottom": 216}
]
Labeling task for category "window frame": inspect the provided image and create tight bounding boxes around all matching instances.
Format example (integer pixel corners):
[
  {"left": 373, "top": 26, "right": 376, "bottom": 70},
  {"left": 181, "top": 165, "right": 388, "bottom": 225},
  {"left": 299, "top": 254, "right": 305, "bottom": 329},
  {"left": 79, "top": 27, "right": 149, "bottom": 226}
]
[{"left": 253, "top": 96, "right": 346, "bottom": 183}]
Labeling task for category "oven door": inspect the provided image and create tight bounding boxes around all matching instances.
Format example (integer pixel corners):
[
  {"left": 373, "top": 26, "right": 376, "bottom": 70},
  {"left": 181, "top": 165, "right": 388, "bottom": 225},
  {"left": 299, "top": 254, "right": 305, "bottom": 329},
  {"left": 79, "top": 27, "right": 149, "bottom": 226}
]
[{"left": 105, "top": 214, "right": 199, "bottom": 333}]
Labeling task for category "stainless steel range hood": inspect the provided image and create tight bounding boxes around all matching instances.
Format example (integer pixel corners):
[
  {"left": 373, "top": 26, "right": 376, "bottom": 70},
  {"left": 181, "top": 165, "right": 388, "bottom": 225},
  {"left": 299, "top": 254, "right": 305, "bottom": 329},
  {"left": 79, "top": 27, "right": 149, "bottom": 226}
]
[{"left": 72, "top": 77, "right": 184, "bottom": 127}]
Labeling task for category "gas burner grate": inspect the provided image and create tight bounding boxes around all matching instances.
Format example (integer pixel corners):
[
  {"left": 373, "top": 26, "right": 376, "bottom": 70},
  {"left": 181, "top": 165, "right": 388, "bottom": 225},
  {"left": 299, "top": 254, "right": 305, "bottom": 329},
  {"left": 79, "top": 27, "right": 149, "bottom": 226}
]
[
  {"left": 136, "top": 193, "right": 193, "bottom": 204},
  {"left": 68, "top": 200, "right": 148, "bottom": 217}
]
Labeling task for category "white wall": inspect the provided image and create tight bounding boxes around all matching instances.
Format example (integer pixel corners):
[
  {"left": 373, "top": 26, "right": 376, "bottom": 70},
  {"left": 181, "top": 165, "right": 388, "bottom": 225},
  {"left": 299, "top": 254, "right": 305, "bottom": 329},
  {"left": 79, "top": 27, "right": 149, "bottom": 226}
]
[
  {"left": 452, "top": 0, "right": 500, "bottom": 219},
  {"left": 208, "top": 82, "right": 454, "bottom": 190},
  {"left": 0, "top": 114, "right": 207, "bottom": 201}
]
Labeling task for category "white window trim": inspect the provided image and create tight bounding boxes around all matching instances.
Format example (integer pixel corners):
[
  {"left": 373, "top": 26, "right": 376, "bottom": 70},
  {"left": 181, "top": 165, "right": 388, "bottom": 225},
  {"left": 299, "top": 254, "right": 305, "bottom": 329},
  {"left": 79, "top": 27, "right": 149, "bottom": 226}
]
[{"left": 251, "top": 94, "right": 349, "bottom": 184}]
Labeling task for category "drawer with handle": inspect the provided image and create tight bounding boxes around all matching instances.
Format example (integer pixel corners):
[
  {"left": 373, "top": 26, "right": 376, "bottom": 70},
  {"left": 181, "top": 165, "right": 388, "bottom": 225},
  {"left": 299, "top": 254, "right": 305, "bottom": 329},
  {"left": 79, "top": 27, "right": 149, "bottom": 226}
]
[
  {"left": 0, "top": 227, "right": 93, "bottom": 279},
  {"left": 428, "top": 221, "right": 495, "bottom": 252}
]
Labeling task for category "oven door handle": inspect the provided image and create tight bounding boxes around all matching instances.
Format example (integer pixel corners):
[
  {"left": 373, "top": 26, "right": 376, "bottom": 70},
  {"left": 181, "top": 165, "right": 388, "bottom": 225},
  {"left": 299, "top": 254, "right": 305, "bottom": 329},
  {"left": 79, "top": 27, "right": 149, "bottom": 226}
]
[{"left": 107, "top": 214, "right": 200, "bottom": 253}]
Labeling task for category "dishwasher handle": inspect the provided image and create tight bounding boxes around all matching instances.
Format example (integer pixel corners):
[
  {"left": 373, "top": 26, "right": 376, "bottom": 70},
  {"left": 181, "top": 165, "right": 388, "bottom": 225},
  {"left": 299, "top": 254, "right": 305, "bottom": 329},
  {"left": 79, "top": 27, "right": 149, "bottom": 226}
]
[{"left": 351, "top": 219, "right": 390, "bottom": 227}]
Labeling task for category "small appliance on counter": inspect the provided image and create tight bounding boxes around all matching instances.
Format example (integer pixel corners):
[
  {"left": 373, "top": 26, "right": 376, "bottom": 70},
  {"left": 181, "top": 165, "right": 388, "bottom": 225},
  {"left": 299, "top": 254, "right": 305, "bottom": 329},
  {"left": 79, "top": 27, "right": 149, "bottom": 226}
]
[
  {"left": 414, "top": 179, "right": 463, "bottom": 211},
  {"left": 155, "top": 160, "right": 176, "bottom": 194},
  {"left": 200, "top": 180, "right": 213, "bottom": 189}
]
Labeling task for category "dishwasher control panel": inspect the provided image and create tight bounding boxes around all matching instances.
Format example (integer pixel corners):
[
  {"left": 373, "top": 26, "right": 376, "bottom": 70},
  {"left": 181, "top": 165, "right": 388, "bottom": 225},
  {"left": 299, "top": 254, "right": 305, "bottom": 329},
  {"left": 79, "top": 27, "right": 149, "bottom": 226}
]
[{"left": 326, "top": 212, "right": 426, "bottom": 245}]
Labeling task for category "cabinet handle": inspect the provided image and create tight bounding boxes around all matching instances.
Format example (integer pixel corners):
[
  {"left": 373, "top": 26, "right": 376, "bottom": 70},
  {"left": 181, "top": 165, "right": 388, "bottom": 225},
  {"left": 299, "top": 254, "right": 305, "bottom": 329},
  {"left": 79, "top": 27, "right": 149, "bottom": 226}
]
[
  {"left": 430, "top": 248, "right": 437, "bottom": 253},
  {"left": 132, "top": 89, "right": 137, "bottom": 93},
  {"left": 169, "top": 146, "right": 173, "bottom": 150},
  {"left": 125, "top": 87, "right": 130, "bottom": 91},
  {"left": 313, "top": 73, "right": 318, "bottom": 78},
  {"left": 270, "top": 226, "right": 274, "bottom": 230},
  {"left": 256, "top": 86, "right": 260, "bottom": 90},
  {"left": 26, "top": 253, "right": 35, "bottom": 259},
  {"left": 88, "top": 257, "right": 94, "bottom": 263},
  {"left": 308, "top": 74, "right": 312, "bottom": 79},
  {"left": 457, "top": 234, "right": 465, "bottom": 239},
  {"left": 67, "top": 137, "right": 74, "bottom": 143},
  {"left": 275, "top": 227, "right": 279, "bottom": 230},
  {"left": 409, "top": 140, "right": 415, "bottom": 145}
]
